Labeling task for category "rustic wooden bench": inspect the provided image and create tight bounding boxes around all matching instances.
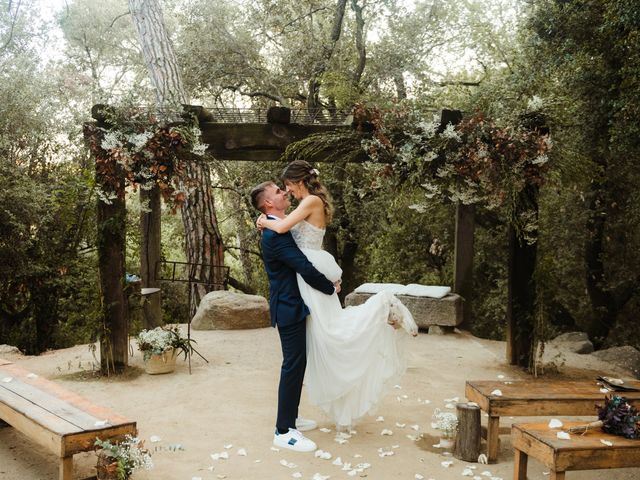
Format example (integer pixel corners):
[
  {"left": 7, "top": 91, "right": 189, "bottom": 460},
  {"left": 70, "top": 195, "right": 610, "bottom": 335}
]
[
  {"left": 512, "top": 421, "right": 640, "bottom": 479},
  {"left": 465, "top": 379, "right": 640, "bottom": 463},
  {"left": 0, "top": 359, "right": 137, "bottom": 480}
]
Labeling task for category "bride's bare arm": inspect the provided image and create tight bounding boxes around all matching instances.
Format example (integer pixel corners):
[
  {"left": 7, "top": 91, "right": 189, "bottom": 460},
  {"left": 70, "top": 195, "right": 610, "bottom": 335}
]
[{"left": 257, "top": 195, "right": 323, "bottom": 233}]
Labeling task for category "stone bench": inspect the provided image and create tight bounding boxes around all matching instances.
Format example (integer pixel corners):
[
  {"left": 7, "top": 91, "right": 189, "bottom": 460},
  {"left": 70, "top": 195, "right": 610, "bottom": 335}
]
[{"left": 344, "top": 291, "right": 463, "bottom": 333}]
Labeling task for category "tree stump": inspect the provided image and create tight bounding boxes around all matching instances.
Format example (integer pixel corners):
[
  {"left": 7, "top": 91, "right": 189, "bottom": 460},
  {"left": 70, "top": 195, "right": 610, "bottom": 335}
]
[{"left": 454, "top": 402, "right": 481, "bottom": 462}]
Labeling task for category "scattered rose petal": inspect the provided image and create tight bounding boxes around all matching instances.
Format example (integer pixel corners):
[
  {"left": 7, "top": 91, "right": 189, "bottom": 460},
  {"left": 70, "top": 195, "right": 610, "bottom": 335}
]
[
  {"left": 481, "top": 471, "right": 492, "bottom": 476},
  {"left": 280, "top": 459, "right": 297, "bottom": 468},
  {"left": 1, "top": 377, "right": 12, "bottom": 383},
  {"left": 237, "top": 448, "right": 247, "bottom": 456},
  {"left": 292, "top": 473, "right": 302, "bottom": 479},
  {"left": 394, "top": 384, "right": 402, "bottom": 389},
  {"left": 600, "top": 439, "right": 613, "bottom": 446},
  {"left": 411, "top": 424, "right": 420, "bottom": 431},
  {"left": 490, "top": 389, "right": 502, "bottom": 396},
  {"left": 376, "top": 416, "right": 385, "bottom": 422},
  {"left": 271, "top": 447, "right": 280, "bottom": 452},
  {"left": 462, "top": 468, "right": 474, "bottom": 476},
  {"left": 216, "top": 475, "right": 226, "bottom": 479},
  {"left": 446, "top": 403, "right": 456, "bottom": 409},
  {"left": 415, "top": 475, "right": 425, "bottom": 480},
  {"left": 396, "top": 422, "right": 406, "bottom": 428},
  {"left": 334, "top": 438, "right": 348, "bottom": 445},
  {"left": 332, "top": 457, "right": 343, "bottom": 466},
  {"left": 347, "top": 471, "right": 357, "bottom": 477},
  {"left": 353, "top": 454, "right": 362, "bottom": 458},
  {"left": 402, "top": 394, "right": 409, "bottom": 399},
  {"left": 255, "top": 459, "right": 262, "bottom": 463},
  {"left": 26, "top": 373, "right": 38, "bottom": 378},
  {"left": 548, "top": 419, "right": 563, "bottom": 429},
  {"left": 441, "top": 460, "right": 454, "bottom": 468},
  {"left": 381, "top": 429, "right": 393, "bottom": 436},
  {"left": 504, "top": 381, "right": 513, "bottom": 385},
  {"left": 557, "top": 431, "right": 570, "bottom": 440},
  {"left": 407, "top": 435, "right": 418, "bottom": 441},
  {"left": 149, "top": 435, "right": 161, "bottom": 443},
  {"left": 224, "top": 444, "right": 233, "bottom": 449},
  {"left": 444, "top": 397, "right": 460, "bottom": 403},
  {"left": 192, "top": 477, "right": 202, "bottom": 480},
  {"left": 320, "top": 427, "right": 332, "bottom": 433},
  {"left": 312, "top": 474, "right": 330, "bottom": 480}
]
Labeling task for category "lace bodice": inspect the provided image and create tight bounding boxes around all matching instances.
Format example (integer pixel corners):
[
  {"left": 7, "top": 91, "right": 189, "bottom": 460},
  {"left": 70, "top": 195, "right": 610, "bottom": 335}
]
[{"left": 291, "top": 221, "right": 325, "bottom": 250}]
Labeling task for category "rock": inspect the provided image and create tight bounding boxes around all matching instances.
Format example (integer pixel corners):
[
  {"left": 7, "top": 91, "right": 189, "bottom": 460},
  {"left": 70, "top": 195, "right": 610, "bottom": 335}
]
[
  {"left": 192, "top": 291, "right": 270, "bottom": 330},
  {"left": 548, "top": 331, "right": 594, "bottom": 354},
  {"left": 0, "top": 344, "right": 22, "bottom": 355},
  {"left": 591, "top": 346, "right": 640, "bottom": 379},
  {"left": 345, "top": 292, "right": 463, "bottom": 331}
]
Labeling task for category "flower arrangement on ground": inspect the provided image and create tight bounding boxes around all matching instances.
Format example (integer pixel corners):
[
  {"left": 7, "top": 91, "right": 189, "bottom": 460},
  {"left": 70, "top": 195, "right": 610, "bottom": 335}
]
[
  {"left": 136, "top": 325, "right": 197, "bottom": 361},
  {"left": 94, "top": 435, "right": 153, "bottom": 480},
  {"left": 432, "top": 408, "right": 459, "bottom": 439}
]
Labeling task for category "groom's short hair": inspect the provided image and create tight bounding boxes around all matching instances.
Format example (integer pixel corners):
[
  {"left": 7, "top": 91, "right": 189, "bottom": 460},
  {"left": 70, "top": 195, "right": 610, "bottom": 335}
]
[{"left": 250, "top": 181, "right": 275, "bottom": 213}]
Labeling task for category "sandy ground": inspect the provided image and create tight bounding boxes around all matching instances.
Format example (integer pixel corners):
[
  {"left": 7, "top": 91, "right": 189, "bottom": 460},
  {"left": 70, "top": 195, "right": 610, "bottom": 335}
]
[{"left": 1, "top": 327, "right": 639, "bottom": 480}]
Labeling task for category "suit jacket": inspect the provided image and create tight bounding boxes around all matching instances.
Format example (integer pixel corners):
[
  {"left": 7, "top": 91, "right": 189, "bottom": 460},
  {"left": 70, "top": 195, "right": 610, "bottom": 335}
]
[{"left": 261, "top": 225, "right": 334, "bottom": 328}]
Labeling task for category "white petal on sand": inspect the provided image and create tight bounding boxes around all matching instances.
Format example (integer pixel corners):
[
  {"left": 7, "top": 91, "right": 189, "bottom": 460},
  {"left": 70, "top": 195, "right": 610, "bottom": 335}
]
[
  {"left": 407, "top": 435, "right": 418, "bottom": 441},
  {"left": 446, "top": 403, "right": 456, "bottom": 409},
  {"left": 394, "top": 384, "right": 402, "bottom": 389},
  {"left": 320, "top": 427, "right": 332, "bottom": 433},
  {"left": 557, "top": 431, "right": 570, "bottom": 440},
  {"left": 1, "top": 377, "right": 12, "bottom": 383},
  {"left": 378, "top": 450, "right": 394, "bottom": 457},
  {"left": 497, "top": 374, "right": 505, "bottom": 379},
  {"left": 444, "top": 397, "right": 460, "bottom": 403},
  {"left": 271, "top": 447, "right": 280, "bottom": 452},
  {"left": 26, "top": 373, "right": 38, "bottom": 379},
  {"left": 347, "top": 471, "right": 358, "bottom": 477},
  {"left": 490, "top": 389, "right": 502, "bottom": 396},
  {"left": 402, "top": 394, "right": 409, "bottom": 399},
  {"left": 415, "top": 475, "right": 425, "bottom": 480},
  {"left": 237, "top": 448, "right": 247, "bottom": 456},
  {"left": 462, "top": 467, "right": 474, "bottom": 476},
  {"left": 481, "top": 471, "right": 492, "bottom": 476},
  {"left": 192, "top": 477, "right": 202, "bottom": 480},
  {"left": 392, "top": 444, "right": 400, "bottom": 449},
  {"left": 219, "top": 451, "right": 229, "bottom": 459},
  {"left": 376, "top": 416, "right": 385, "bottom": 422},
  {"left": 431, "top": 422, "right": 439, "bottom": 429},
  {"left": 332, "top": 457, "right": 343, "bottom": 466},
  {"left": 600, "top": 439, "right": 613, "bottom": 446},
  {"left": 335, "top": 438, "right": 348, "bottom": 444},
  {"left": 341, "top": 463, "right": 352, "bottom": 471},
  {"left": 224, "top": 444, "right": 233, "bottom": 449},
  {"left": 396, "top": 423, "right": 406, "bottom": 428},
  {"left": 504, "top": 381, "right": 513, "bottom": 385},
  {"left": 441, "top": 460, "right": 454, "bottom": 468},
  {"left": 478, "top": 454, "right": 488, "bottom": 464},
  {"left": 216, "top": 475, "right": 226, "bottom": 479},
  {"left": 548, "top": 419, "right": 563, "bottom": 429},
  {"left": 381, "top": 429, "right": 393, "bottom": 436},
  {"left": 411, "top": 424, "right": 420, "bottom": 431},
  {"left": 312, "top": 474, "right": 330, "bottom": 480},
  {"left": 292, "top": 473, "right": 302, "bottom": 479},
  {"left": 353, "top": 454, "right": 363, "bottom": 458},
  {"left": 149, "top": 435, "right": 161, "bottom": 443}
]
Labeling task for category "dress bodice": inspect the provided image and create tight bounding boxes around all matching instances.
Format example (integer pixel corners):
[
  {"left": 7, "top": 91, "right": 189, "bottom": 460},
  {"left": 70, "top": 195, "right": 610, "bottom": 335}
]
[{"left": 291, "top": 221, "right": 325, "bottom": 250}]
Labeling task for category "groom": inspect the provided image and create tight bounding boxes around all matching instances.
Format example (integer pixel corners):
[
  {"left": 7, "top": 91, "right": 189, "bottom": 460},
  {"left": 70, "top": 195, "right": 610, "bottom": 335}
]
[{"left": 250, "top": 181, "right": 337, "bottom": 452}]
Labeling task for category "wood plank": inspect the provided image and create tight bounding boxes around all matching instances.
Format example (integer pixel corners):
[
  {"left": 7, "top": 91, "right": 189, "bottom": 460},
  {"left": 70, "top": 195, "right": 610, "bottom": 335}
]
[
  {"left": 513, "top": 449, "right": 528, "bottom": 480},
  {"left": 60, "top": 456, "right": 73, "bottom": 480},
  {"left": 63, "top": 423, "right": 137, "bottom": 457},
  {"left": 0, "top": 364, "right": 132, "bottom": 425},
  {"left": 0, "top": 387, "right": 71, "bottom": 455}
]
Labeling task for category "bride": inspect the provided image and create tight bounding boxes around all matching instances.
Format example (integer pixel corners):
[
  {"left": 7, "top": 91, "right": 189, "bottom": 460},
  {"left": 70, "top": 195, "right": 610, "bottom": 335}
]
[{"left": 257, "top": 160, "right": 418, "bottom": 428}]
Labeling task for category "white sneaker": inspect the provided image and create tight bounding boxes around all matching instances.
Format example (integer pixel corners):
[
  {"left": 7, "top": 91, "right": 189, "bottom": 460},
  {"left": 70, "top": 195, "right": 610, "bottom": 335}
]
[
  {"left": 295, "top": 417, "right": 318, "bottom": 432},
  {"left": 273, "top": 428, "right": 317, "bottom": 452}
]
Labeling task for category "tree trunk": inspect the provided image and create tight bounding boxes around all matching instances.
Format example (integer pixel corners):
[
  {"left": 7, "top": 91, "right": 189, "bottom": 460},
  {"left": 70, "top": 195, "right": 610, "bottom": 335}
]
[
  {"left": 129, "top": 0, "right": 225, "bottom": 320},
  {"left": 454, "top": 203, "right": 475, "bottom": 330},
  {"left": 140, "top": 185, "right": 162, "bottom": 328},
  {"left": 351, "top": 0, "right": 366, "bottom": 88}
]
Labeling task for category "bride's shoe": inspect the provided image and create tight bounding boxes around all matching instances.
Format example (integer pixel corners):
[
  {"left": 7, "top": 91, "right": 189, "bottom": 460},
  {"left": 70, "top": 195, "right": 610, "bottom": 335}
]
[{"left": 388, "top": 297, "right": 419, "bottom": 336}]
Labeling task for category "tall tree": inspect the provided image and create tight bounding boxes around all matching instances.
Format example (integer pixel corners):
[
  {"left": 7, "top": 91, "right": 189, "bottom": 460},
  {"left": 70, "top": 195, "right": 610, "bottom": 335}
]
[{"left": 128, "top": 0, "right": 225, "bottom": 320}]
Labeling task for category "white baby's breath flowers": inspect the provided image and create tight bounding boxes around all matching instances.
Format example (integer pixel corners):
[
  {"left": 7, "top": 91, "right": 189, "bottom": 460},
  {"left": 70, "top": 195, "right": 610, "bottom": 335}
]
[
  {"left": 441, "top": 123, "right": 461, "bottom": 142},
  {"left": 527, "top": 95, "right": 545, "bottom": 112},
  {"left": 127, "top": 131, "right": 153, "bottom": 150},
  {"left": 101, "top": 131, "right": 122, "bottom": 151}
]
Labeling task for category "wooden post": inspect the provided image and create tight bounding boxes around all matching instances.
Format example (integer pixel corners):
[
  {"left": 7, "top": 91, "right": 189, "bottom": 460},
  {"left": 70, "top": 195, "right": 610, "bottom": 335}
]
[
  {"left": 96, "top": 163, "right": 129, "bottom": 374},
  {"left": 454, "top": 203, "right": 475, "bottom": 329},
  {"left": 140, "top": 185, "right": 163, "bottom": 328},
  {"left": 454, "top": 402, "right": 481, "bottom": 462},
  {"left": 506, "top": 184, "right": 538, "bottom": 367}
]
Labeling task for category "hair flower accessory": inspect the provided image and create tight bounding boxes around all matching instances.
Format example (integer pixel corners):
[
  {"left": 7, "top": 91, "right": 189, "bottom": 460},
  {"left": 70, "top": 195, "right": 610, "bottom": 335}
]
[{"left": 310, "top": 168, "right": 320, "bottom": 176}]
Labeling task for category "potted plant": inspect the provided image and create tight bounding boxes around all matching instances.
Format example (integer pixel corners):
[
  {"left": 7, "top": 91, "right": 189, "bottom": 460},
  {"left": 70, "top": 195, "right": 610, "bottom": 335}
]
[
  {"left": 136, "top": 325, "right": 197, "bottom": 374},
  {"left": 94, "top": 435, "right": 153, "bottom": 480},
  {"left": 432, "top": 409, "right": 459, "bottom": 448}
]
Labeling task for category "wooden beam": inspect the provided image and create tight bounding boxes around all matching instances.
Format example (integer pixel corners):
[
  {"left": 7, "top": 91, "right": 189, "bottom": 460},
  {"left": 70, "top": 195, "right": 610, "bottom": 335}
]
[{"left": 200, "top": 122, "right": 350, "bottom": 162}]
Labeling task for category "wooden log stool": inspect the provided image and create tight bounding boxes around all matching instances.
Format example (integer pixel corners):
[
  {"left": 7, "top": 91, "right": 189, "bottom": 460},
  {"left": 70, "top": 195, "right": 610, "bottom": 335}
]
[
  {"left": 454, "top": 402, "right": 481, "bottom": 462},
  {"left": 512, "top": 422, "right": 640, "bottom": 479}
]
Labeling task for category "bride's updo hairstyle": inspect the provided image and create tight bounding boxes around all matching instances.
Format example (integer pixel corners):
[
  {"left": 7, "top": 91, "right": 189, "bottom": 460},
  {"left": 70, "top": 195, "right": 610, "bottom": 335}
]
[{"left": 281, "top": 160, "right": 334, "bottom": 223}]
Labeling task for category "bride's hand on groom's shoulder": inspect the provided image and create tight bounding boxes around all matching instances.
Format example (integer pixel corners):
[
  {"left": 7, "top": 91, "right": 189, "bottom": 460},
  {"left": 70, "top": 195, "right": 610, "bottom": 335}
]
[
  {"left": 334, "top": 280, "right": 342, "bottom": 294},
  {"left": 256, "top": 214, "right": 266, "bottom": 231}
]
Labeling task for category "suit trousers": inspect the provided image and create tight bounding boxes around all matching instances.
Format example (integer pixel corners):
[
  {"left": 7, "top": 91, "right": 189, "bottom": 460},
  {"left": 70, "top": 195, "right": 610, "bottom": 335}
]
[{"left": 276, "top": 318, "right": 307, "bottom": 432}]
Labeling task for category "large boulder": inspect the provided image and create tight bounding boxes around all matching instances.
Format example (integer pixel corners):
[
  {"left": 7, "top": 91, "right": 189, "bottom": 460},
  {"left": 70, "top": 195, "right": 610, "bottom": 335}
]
[
  {"left": 192, "top": 291, "right": 270, "bottom": 330},
  {"left": 591, "top": 346, "right": 640, "bottom": 379},
  {"left": 548, "top": 331, "right": 594, "bottom": 354},
  {"left": 0, "top": 344, "right": 21, "bottom": 355}
]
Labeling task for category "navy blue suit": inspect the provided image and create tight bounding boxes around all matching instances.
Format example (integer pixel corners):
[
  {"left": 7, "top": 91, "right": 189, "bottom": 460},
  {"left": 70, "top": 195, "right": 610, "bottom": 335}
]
[{"left": 261, "top": 221, "right": 334, "bottom": 432}]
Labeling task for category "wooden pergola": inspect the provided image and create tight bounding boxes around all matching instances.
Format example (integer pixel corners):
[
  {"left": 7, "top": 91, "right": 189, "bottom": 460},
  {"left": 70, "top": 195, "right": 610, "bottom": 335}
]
[{"left": 87, "top": 104, "right": 533, "bottom": 373}]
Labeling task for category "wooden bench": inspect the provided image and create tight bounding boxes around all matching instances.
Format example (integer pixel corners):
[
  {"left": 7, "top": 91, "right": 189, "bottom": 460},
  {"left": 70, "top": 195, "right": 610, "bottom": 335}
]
[
  {"left": 465, "top": 379, "right": 640, "bottom": 463},
  {"left": 0, "top": 359, "right": 137, "bottom": 480},
  {"left": 512, "top": 421, "right": 640, "bottom": 479}
]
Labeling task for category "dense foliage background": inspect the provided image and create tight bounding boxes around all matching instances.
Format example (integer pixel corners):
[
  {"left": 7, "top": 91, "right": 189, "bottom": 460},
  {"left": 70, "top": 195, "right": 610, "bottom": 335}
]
[{"left": 0, "top": 0, "right": 638, "bottom": 358}]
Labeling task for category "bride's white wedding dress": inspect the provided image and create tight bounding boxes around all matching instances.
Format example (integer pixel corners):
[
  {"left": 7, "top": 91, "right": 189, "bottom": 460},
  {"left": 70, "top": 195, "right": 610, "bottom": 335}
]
[{"left": 290, "top": 220, "right": 418, "bottom": 428}]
